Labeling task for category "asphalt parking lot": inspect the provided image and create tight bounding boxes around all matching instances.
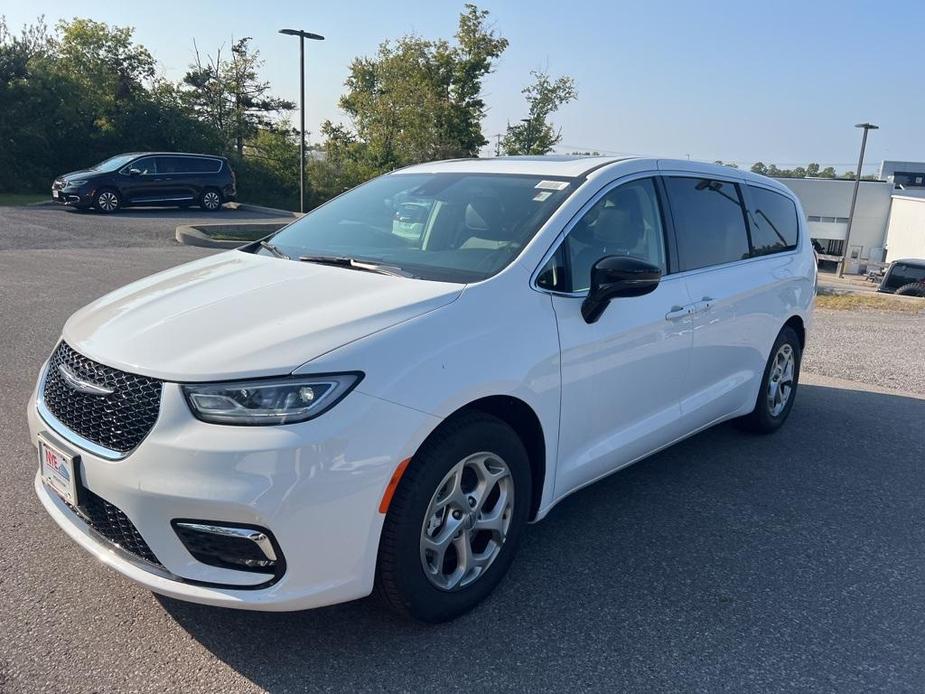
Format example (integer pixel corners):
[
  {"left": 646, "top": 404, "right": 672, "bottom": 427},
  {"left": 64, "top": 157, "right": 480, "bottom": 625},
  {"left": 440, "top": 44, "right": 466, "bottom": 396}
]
[{"left": 1, "top": 204, "right": 923, "bottom": 693}]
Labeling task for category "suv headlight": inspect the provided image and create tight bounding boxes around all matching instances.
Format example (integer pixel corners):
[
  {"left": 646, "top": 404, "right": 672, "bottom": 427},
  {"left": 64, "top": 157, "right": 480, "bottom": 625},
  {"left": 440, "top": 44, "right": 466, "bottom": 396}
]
[{"left": 181, "top": 373, "right": 363, "bottom": 425}]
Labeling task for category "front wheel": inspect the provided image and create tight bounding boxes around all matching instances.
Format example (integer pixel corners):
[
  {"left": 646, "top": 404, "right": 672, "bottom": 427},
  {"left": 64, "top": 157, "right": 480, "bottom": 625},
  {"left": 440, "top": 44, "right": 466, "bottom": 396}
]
[
  {"left": 737, "top": 325, "right": 802, "bottom": 434},
  {"left": 376, "top": 412, "right": 531, "bottom": 623},
  {"left": 93, "top": 188, "right": 121, "bottom": 214}
]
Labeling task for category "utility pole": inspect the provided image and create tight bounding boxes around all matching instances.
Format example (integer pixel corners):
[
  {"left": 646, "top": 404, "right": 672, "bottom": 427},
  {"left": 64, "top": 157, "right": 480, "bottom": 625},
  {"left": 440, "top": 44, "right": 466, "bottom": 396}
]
[
  {"left": 493, "top": 133, "right": 502, "bottom": 157},
  {"left": 837, "top": 122, "right": 879, "bottom": 278},
  {"left": 278, "top": 28, "right": 325, "bottom": 213}
]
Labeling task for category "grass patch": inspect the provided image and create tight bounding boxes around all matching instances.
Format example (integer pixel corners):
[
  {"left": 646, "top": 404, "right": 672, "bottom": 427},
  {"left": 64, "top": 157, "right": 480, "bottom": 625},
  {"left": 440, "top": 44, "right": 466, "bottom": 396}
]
[
  {"left": 0, "top": 193, "right": 47, "bottom": 206},
  {"left": 816, "top": 292, "right": 925, "bottom": 314}
]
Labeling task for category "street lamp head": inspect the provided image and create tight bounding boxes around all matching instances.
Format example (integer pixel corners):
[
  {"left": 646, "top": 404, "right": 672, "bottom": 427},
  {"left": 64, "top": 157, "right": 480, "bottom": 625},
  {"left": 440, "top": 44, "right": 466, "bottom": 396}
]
[
  {"left": 855, "top": 122, "right": 879, "bottom": 130},
  {"left": 279, "top": 28, "right": 325, "bottom": 40}
]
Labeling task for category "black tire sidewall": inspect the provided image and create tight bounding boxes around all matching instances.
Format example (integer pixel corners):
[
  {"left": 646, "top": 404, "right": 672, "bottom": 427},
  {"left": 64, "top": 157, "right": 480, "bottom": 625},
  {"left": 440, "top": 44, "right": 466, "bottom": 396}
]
[
  {"left": 754, "top": 326, "right": 802, "bottom": 431},
  {"left": 378, "top": 413, "right": 531, "bottom": 623}
]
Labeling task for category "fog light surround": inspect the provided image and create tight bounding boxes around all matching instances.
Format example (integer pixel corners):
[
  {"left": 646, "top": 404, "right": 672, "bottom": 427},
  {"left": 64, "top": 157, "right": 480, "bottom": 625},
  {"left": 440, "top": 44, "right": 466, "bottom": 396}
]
[{"left": 172, "top": 520, "right": 286, "bottom": 580}]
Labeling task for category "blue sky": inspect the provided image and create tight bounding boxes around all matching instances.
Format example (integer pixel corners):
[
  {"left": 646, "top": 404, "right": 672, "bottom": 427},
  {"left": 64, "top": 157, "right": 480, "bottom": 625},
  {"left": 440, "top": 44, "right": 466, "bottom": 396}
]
[{"left": 5, "top": 0, "right": 921, "bottom": 172}]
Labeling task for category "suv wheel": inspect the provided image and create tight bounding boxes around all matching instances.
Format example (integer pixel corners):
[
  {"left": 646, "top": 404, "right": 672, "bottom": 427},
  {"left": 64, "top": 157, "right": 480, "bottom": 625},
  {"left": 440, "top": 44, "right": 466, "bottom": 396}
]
[
  {"left": 895, "top": 282, "right": 925, "bottom": 298},
  {"left": 737, "top": 325, "right": 802, "bottom": 434},
  {"left": 200, "top": 188, "right": 222, "bottom": 211},
  {"left": 94, "top": 189, "right": 121, "bottom": 214},
  {"left": 376, "top": 412, "right": 531, "bottom": 623}
]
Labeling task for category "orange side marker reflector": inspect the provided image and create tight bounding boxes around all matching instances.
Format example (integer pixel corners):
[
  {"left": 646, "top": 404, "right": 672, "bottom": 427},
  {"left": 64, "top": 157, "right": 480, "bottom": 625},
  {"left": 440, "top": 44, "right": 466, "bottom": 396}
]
[{"left": 378, "top": 458, "right": 412, "bottom": 514}]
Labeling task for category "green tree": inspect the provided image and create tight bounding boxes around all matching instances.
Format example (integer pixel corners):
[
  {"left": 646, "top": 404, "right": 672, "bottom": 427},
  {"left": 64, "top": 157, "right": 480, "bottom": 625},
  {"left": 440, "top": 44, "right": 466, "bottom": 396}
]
[
  {"left": 183, "top": 37, "right": 294, "bottom": 156},
  {"left": 806, "top": 162, "right": 820, "bottom": 177},
  {"left": 751, "top": 162, "right": 768, "bottom": 175},
  {"left": 311, "top": 4, "right": 508, "bottom": 195},
  {"left": 501, "top": 70, "right": 577, "bottom": 155},
  {"left": 818, "top": 166, "right": 836, "bottom": 178}
]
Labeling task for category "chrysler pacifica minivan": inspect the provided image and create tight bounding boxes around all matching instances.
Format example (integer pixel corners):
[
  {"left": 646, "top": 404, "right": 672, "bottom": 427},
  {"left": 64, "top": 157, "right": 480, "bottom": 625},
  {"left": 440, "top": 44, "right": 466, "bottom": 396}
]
[
  {"left": 51, "top": 152, "right": 236, "bottom": 213},
  {"left": 30, "top": 157, "right": 814, "bottom": 622}
]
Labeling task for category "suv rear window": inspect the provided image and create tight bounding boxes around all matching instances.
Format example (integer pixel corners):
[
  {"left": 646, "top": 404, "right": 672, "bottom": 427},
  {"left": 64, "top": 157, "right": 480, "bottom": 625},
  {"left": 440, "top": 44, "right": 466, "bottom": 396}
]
[
  {"left": 665, "top": 177, "right": 750, "bottom": 271},
  {"left": 747, "top": 185, "right": 799, "bottom": 255},
  {"left": 884, "top": 262, "right": 925, "bottom": 291}
]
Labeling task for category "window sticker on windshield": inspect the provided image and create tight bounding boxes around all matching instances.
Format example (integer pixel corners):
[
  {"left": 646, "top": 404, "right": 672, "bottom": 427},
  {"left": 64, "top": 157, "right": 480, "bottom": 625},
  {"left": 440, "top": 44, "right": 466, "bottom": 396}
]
[
  {"left": 533, "top": 191, "right": 553, "bottom": 201},
  {"left": 535, "top": 180, "right": 570, "bottom": 191}
]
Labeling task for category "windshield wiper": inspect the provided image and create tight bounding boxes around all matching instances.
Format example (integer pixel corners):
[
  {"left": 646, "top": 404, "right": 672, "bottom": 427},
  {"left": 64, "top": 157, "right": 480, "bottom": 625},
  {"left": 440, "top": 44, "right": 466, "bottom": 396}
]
[
  {"left": 298, "top": 255, "right": 412, "bottom": 278},
  {"left": 259, "top": 240, "right": 291, "bottom": 260}
]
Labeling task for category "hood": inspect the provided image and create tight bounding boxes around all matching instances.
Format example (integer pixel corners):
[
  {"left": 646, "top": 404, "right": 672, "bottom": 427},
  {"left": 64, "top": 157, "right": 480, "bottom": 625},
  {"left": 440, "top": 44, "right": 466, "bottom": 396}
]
[
  {"left": 63, "top": 251, "right": 463, "bottom": 381},
  {"left": 58, "top": 169, "right": 98, "bottom": 182}
]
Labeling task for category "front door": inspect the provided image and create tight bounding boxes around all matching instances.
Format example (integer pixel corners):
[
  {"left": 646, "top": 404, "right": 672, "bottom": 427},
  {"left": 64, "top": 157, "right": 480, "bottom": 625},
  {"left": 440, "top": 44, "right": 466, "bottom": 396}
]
[
  {"left": 118, "top": 156, "right": 161, "bottom": 204},
  {"left": 539, "top": 176, "right": 694, "bottom": 497}
]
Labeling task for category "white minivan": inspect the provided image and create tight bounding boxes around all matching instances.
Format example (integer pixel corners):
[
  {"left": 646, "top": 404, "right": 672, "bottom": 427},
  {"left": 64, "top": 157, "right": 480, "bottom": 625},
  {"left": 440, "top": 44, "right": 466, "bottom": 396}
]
[{"left": 29, "top": 157, "right": 815, "bottom": 622}]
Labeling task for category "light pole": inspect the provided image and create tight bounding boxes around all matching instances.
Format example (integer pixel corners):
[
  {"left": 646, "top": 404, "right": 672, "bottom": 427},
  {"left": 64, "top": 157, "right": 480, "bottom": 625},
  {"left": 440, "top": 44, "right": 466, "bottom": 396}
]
[
  {"left": 279, "top": 28, "right": 324, "bottom": 213},
  {"left": 837, "top": 122, "right": 879, "bottom": 278}
]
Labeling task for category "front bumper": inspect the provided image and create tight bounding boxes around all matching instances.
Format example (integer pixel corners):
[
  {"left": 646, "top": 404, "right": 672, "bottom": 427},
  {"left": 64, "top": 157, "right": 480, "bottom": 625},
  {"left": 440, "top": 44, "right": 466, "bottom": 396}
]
[
  {"left": 51, "top": 187, "right": 93, "bottom": 207},
  {"left": 28, "top": 374, "right": 439, "bottom": 611}
]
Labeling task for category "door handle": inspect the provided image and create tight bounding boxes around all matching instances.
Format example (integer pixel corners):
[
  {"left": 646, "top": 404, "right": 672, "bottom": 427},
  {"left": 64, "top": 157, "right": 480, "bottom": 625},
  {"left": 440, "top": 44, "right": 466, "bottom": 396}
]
[
  {"left": 692, "top": 296, "right": 715, "bottom": 313},
  {"left": 665, "top": 306, "right": 689, "bottom": 321}
]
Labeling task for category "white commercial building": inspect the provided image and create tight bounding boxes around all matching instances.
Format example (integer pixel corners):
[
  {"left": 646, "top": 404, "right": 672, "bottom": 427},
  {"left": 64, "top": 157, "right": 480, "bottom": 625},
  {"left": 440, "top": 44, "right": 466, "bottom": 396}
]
[{"left": 773, "top": 162, "right": 925, "bottom": 272}]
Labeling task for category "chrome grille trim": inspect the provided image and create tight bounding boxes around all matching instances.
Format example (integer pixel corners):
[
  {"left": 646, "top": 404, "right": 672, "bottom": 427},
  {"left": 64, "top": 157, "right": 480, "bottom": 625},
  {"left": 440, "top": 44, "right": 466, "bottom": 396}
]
[{"left": 37, "top": 342, "right": 163, "bottom": 458}]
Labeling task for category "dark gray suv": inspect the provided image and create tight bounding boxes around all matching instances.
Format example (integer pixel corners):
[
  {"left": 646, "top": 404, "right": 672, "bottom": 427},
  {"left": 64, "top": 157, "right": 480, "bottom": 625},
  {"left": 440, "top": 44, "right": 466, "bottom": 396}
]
[{"left": 51, "top": 152, "right": 236, "bottom": 213}]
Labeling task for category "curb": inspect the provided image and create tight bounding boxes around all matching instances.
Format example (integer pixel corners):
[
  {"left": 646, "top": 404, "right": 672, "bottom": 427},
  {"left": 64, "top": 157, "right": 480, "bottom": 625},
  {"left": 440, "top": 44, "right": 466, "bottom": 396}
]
[
  {"left": 175, "top": 225, "right": 246, "bottom": 249},
  {"left": 227, "top": 202, "right": 302, "bottom": 218}
]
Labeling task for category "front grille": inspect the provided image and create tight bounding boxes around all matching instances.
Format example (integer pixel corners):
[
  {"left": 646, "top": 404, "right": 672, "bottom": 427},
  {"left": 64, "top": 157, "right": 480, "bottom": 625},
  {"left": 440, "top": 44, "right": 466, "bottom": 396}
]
[
  {"left": 76, "top": 488, "right": 162, "bottom": 566},
  {"left": 42, "top": 342, "right": 163, "bottom": 454}
]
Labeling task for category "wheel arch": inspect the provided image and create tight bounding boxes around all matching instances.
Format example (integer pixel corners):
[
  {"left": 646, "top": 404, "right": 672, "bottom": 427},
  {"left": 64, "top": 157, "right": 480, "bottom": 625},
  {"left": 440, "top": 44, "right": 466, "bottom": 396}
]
[
  {"left": 422, "top": 395, "right": 547, "bottom": 521},
  {"left": 783, "top": 314, "right": 805, "bottom": 350}
]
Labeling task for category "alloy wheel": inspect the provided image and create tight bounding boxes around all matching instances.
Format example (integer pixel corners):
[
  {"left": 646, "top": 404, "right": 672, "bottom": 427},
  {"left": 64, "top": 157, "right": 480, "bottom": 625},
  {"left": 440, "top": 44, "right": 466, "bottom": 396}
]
[
  {"left": 97, "top": 191, "right": 118, "bottom": 212},
  {"left": 203, "top": 191, "right": 221, "bottom": 210},
  {"left": 767, "top": 343, "right": 795, "bottom": 417},
  {"left": 420, "top": 452, "right": 514, "bottom": 591}
]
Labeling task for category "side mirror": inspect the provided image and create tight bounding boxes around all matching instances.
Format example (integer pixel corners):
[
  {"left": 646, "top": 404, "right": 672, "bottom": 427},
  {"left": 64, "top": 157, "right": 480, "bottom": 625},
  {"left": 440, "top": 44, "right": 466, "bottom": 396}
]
[
  {"left": 128, "top": 168, "right": 141, "bottom": 176},
  {"left": 581, "top": 256, "right": 662, "bottom": 324}
]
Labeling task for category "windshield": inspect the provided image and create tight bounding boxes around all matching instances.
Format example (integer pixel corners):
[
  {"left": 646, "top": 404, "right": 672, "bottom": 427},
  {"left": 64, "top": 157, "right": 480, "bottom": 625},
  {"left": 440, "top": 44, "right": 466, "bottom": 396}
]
[
  {"left": 92, "top": 154, "right": 140, "bottom": 172},
  {"left": 265, "top": 172, "right": 576, "bottom": 282}
]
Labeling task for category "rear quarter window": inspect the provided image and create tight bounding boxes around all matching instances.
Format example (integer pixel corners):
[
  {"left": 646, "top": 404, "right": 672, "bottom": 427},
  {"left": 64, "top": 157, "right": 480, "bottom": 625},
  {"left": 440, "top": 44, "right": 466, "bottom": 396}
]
[{"left": 747, "top": 185, "right": 799, "bottom": 255}]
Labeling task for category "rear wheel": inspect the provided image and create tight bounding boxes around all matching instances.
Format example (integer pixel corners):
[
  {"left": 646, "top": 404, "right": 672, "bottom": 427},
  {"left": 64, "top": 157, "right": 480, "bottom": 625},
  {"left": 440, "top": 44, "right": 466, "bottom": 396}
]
[
  {"left": 737, "top": 325, "right": 802, "bottom": 434},
  {"left": 200, "top": 188, "right": 222, "bottom": 211},
  {"left": 93, "top": 188, "right": 121, "bottom": 214},
  {"left": 895, "top": 282, "right": 925, "bottom": 298},
  {"left": 376, "top": 412, "right": 531, "bottom": 623}
]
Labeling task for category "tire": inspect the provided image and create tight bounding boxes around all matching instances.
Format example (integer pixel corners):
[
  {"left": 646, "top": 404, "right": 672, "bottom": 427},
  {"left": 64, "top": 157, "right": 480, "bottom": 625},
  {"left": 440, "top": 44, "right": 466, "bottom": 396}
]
[
  {"left": 376, "top": 412, "right": 531, "bottom": 623},
  {"left": 736, "top": 325, "right": 802, "bottom": 434},
  {"left": 895, "top": 282, "right": 925, "bottom": 298},
  {"left": 93, "top": 188, "right": 121, "bottom": 214},
  {"left": 199, "top": 188, "right": 222, "bottom": 211}
]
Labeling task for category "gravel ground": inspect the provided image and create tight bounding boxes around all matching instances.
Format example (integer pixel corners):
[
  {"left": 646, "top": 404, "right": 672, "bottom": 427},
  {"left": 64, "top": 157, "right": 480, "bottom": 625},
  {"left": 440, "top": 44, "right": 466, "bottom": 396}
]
[{"left": 804, "top": 308, "right": 925, "bottom": 395}]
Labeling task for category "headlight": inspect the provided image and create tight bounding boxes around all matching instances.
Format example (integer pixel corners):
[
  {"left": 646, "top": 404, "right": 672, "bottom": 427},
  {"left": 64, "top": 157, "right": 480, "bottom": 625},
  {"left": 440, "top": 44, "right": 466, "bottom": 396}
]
[
  {"left": 181, "top": 373, "right": 363, "bottom": 425},
  {"left": 67, "top": 179, "right": 88, "bottom": 187}
]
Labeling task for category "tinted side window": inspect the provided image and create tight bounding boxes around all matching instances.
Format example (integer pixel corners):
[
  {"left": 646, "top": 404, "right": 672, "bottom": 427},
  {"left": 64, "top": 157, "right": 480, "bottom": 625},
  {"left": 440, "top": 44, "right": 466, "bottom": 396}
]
[
  {"left": 155, "top": 156, "right": 189, "bottom": 174},
  {"left": 184, "top": 157, "right": 222, "bottom": 173},
  {"left": 666, "top": 177, "right": 750, "bottom": 271},
  {"left": 130, "top": 157, "right": 157, "bottom": 175},
  {"left": 885, "top": 262, "right": 925, "bottom": 290},
  {"left": 537, "top": 177, "right": 667, "bottom": 292},
  {"left": 748, "top": 185, "right": 799, "bottom": 255}
]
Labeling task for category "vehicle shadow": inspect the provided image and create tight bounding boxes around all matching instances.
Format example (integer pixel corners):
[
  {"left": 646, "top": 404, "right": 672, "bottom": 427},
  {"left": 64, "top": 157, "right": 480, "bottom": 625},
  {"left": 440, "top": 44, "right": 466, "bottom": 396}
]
[{"left": 158, "top": 382, "right": 925, "bottom": 692}]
